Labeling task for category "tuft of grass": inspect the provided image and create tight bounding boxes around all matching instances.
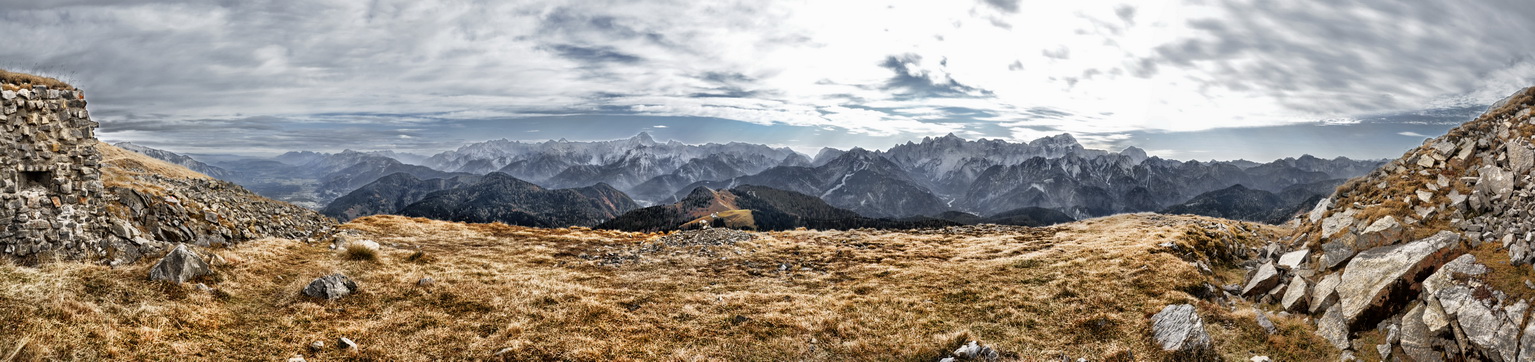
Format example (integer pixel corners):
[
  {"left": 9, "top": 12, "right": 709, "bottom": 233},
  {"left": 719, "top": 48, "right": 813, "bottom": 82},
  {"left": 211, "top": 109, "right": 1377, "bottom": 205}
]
[{"left": 342, "top": 244, "right": 378, "bottom": 262}]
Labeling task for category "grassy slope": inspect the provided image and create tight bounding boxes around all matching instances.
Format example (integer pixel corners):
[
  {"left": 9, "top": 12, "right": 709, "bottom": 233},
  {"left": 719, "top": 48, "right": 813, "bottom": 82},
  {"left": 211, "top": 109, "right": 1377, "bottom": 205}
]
[{"left": 0, "top": 214, "right": 1330, "bottom": 361}]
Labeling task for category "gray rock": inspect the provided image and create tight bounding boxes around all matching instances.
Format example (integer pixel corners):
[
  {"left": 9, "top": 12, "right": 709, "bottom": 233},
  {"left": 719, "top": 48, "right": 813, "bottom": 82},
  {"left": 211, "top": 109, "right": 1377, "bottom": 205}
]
[
  {"left": 1276, "top": 249, "right": 1308, "bottom": 270},
  {"left": 1477, "top": 166, "right": 1515, "bottom": 202},
  {"left": 1508, "top": 140, "right": 1535, "bottom": 175},
  {"left": 1150, "top": 304, "right": 1212, "bottom": 354},
  {"left": 1518, "top": 311, "right": 1535, "bottom": 362},
  {"left": 302, "top": 273, "right": 358, "bottom": 300},
  {"left": 1356, "top": 216, "right": 1404, "bottom": 250},
  {"left": 1336, "top": 231, "right": 1461, "bottom": 324},
  {"left": 1421, "top": 254, "right": 1487, "bottom": 299},
  {"left": 337, "top": 337, "right": 357, "bottom": 350},
  {"left": 1316, "top": 304, "right": 1350, "bottom": 350},
  {"left": 417, "top": 276, "right": 435, "bottom": 287},
  {"left": 1399, "top": 303, "right": 1443, "bottom": 362},
  {"left": 1320, "top": 237, "right": 1357, "bottom": 270},
  {"left": 1310, "top": 273, "right": 1342, "bottom": 314},
  {"left": 1280, "top": 277, "right": 1310, "bottom": 312},
  {"left": 1254, "top": 309, "right": 1277, "bottom": 335},
  {"left": 950, "top": 340, "right": 998, "bottom": 361},
  {"left": 1450, "top": 293, "right": 1522, "bottom": 362},
  {"left": 1242, "top": 262, "right": 1282, "bottom": 297},
  {"left": 1309, "top": 198, "right": 1332, "bottom": 223},
  {"left": 1321, "top": 208, "right": 1359, "bottom": 237},
  {"left": 148, "top": 244, "right": 212, "bottom": 284}
]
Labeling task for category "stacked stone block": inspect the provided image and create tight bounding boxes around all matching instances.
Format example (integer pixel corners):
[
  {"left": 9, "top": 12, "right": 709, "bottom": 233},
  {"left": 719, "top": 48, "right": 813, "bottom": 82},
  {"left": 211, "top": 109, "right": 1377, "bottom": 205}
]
[{"left": 1, "top": 82, "right": 108, "bottom": 260}]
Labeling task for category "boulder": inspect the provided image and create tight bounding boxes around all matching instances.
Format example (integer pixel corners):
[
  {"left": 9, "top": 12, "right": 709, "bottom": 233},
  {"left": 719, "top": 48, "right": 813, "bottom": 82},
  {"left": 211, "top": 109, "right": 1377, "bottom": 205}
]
[
  {"left": 1320, "top": 237, "right": 1356, "bottom": 270},
  {"left": 1519, "top": 315, "right": 1535, "bottom": 362},
  {"left": 1420, "top": 254, "right": 1486, "bottom": 299},
  {"left": 1276, "top": 249, "right": 1308, "bottom": 270},
  {"left": 148, "top": 244, "right": 212, "bottom": 284},
  {"left": 1507, "top": 140, "right": 1534, "bottom": 175},
  {"left": 1316, "top": 304, "right": 1350, "bottom": 350},
  {"left": 1320, "top": 208, "right": 1359, "bottom": 237},
  {"left": 1309, "top": 198, "right": 1332, "bottom": 223},
  {"left": 1280, "top": 277, "right": 1310, "bottom": 312},
  {"left": 1242, "top": 262, "right": 1281, "bottom": 297},
  {"left": 1310, "top": 273, "right": 1341, "bottom": 314},
  {"left": 1335, "top": 231, "right": 1461, "bottom": 325},
  {"left": 1399, "top": 303, "right": 1444, "bottom": 362},
  {"left": 1254, "top": 309, "right": 1277, "bottom": 335},
  {"left": 1356, "top": 216, "right": 1404, "bottom": 250},
  {"left": 1448, "top": 290, "right": 1522, "bottom": 362},
  {"left": 1150, "top": 304, "right": 1212, "bottom": 354},
  {"left": 302, "top": 273, "right": 358, "bottom": 300},
  {"left": 1476, "top": 166, "right": 1514, "bottom": 202}
]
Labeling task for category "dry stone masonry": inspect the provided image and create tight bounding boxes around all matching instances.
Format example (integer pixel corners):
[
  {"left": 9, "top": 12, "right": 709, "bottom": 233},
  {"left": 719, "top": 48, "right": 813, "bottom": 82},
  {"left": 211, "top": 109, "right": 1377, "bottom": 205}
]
[
  {"left": 2, "top": 74, "right": 337, "bottom": 265},
  {"left": 0, "top": 81, "right": 109, "bottom": 261}
]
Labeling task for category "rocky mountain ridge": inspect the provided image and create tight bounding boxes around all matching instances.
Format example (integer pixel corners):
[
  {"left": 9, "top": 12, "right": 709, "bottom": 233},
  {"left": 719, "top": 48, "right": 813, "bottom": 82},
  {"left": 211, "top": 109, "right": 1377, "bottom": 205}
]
[{"left": 1221, "top": 86, "right": 1535, "bottom": 361}]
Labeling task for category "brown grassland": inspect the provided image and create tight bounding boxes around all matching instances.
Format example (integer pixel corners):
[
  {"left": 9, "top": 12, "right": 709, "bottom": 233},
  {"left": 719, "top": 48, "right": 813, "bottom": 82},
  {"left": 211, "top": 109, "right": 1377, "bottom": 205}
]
[{"left": 0, "top": 213, "right": 1332, "bottom": 361}]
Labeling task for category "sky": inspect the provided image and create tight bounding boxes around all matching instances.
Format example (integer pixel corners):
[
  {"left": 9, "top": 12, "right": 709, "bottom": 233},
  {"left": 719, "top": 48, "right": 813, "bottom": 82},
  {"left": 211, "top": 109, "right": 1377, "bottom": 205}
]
[{"left": 3, "top": 0, "right": 1534, "bottom": 161}]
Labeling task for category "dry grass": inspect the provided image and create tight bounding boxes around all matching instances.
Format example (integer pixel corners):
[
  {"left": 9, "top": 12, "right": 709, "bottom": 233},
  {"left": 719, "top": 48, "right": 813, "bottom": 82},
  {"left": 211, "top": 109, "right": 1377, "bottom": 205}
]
[
  {"left": 342, "top": 244, "right": 379, "bottom": 262},
  {"left": 0, "top": 213, "right": 1330, "bottom": 360},
  {"left": 0, "top": 69, "right": 74, "bottom": 90},
  {"left": 96, "top": 142, "right": 212, "bottom": 193}
]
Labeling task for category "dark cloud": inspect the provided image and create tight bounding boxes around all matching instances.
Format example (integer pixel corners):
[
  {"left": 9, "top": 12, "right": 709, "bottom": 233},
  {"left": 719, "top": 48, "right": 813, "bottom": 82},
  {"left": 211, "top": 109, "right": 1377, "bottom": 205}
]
[
  {"left": 878, "top": 54, "right": 994, "bottom": 98},
  {"left": 981, "top": 0, "right": 1019, "bottom": 13},
  {"left": 1114, "top": 5, "right": 1136, "bottom": 24},
  {"left": 545, "top": 44, "right": 644, "bottom": 64}
]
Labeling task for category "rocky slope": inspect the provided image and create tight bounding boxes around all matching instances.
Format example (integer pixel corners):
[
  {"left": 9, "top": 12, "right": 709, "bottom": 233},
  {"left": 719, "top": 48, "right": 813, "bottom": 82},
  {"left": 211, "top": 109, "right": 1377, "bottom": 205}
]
[
  {"left": 395, "top": 172, "right": 639, "bottom": 227},
  {"left": 98, "top": 143, "right": 338, "bottom": 264},
  {"left": 114, "top": 142, "right": 232, "bottom": 179},
  {"left": 1226, "top": 86, "right": 1535, "bottom": 361}
]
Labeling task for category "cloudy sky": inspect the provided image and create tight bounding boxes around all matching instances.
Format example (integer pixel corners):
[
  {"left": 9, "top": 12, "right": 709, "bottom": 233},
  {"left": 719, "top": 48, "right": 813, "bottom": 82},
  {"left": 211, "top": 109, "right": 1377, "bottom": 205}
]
[{"left": 3, "top": 0, "right": 1533, "bottom": 161}]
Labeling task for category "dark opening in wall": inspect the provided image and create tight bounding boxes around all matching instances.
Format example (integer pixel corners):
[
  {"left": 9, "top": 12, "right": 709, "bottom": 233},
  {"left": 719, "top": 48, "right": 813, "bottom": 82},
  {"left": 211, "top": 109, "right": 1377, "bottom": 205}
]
[{"left": 19, "top": 171, "right": 49, "bottom": 189}]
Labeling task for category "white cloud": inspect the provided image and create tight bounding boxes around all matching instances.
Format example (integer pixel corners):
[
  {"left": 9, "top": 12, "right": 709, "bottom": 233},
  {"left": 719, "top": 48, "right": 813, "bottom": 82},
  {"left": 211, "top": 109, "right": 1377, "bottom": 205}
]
[
  {"left": 2, "top": 0, "right": 1531, "bottom": 154},
  {"left": 1398, "top": 131, "right": 1429, "bottom": 138}
]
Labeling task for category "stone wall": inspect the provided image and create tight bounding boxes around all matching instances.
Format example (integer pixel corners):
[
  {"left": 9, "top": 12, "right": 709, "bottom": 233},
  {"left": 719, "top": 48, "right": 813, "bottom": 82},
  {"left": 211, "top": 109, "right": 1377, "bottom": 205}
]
[{"left": 1, "top": 82, "right": 109, "bottom": 261}]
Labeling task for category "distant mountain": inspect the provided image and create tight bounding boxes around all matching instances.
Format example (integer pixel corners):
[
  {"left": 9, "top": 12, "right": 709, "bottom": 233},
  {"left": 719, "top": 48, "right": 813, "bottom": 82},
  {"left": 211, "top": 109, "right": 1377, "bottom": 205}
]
[
  {"left": 114, "top": 142, "right": 232, "bottom": 179},
  {"left": 597, "top": 185, "right": 955, "bottom": 232},
  {"left": 314, "top": 157, "right": 471, "bottom": 202},
  {"left": 810, "top": 147, "right": 846, "bottom": 166},
  {"left": 1159, "top": 184, "right": 1290, "bottom": 223},
  {"left": 627, "top": 153, "right": 792, "bottom": 203},
  {"left": 960, "top": 152, "right": 1381, "bottom": 219},
  {"left": 882, "top": 133, "right": 1097, "bottom": 196},
  {"left": 674, "top": 148, "right": 951, "bottom": 218},
  {"left": 211, "top": 150, "right": 453, "bottom": 209},
  {"left": 321, "top": 172, "right": 484, "bottom": 222},
  {"left": 396, "top": 173, "right": 639, "bottom": 227},
  {"left": 1159, "top": 178, "right": 1348, "bottom": 224},
  {"left": 424, "top": 132, "right": 801, "bottom": 192}
]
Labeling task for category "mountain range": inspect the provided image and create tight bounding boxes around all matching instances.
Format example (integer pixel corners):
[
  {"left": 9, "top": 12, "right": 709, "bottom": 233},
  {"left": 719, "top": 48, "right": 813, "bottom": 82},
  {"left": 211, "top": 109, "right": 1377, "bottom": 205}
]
[{"left": 119, "top": 131, "right": 1384, "bottom": 227}]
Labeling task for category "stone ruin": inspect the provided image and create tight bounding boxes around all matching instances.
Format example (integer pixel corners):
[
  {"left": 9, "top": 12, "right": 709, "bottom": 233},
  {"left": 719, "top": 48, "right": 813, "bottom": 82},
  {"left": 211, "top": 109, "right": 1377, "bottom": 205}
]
[{"left": 1, "top": 81, "right": 110, "bottom": 261}]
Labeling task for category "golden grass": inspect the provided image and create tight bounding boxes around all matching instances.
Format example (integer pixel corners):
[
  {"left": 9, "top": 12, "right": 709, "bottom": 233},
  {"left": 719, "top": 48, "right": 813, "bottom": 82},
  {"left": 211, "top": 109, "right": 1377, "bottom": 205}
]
[
  {"left": 96, "top": 142, "right": 212, "bottom": 194},
  {"left": 0, "top": 69, "right": 74, "bottom": 90},
  {"left": 0, "top": 213, "right": 1331, "bottom": 360}
]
